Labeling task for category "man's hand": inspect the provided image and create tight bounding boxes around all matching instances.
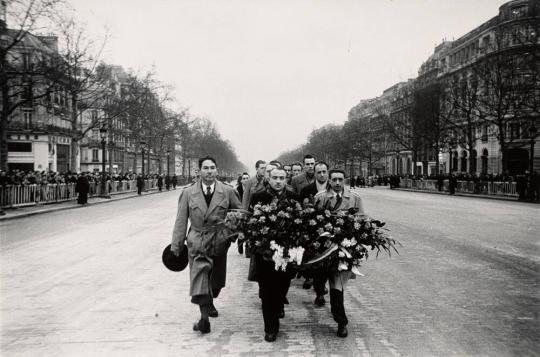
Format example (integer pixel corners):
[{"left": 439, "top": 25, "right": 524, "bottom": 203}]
[{"left": 171, "top": 245, "right": 182, "bottom": 257}]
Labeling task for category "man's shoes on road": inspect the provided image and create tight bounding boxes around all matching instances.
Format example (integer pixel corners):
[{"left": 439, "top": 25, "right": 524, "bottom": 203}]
[
  {"left": 264, "top": 332, "right": 277, "bottom": 342},
  {"left": 193, "top": 318, "right": 211, "bottom": 334},
  {"left": 208, "top": 304, "right": 219, "bottom": 318},
  {"left": 337, "top": 324, "right": 348, "bottom": 338},
  {"left": 314, "top": 295, "right": 326, "bottom": 307},
  {"left": 302, "top": 278, "right": 313, "bottom": 289}
]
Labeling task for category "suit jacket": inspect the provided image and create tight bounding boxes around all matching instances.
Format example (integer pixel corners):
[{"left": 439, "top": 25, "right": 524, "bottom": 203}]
[
  {"left": 299, "top": 181, "right": 318, "bottom": 205},
  {"left": 291, "top": 172, "right": 315, "bottom": 194},
  {"left": 242, "top": 175, "right": 266, "bottom": 210},
  {"left": 314, "top": 187, "right": 365, "bottom": 214}
]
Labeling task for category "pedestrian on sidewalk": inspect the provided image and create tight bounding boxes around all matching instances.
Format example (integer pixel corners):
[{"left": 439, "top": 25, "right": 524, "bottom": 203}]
[
  {"left": 157, "top": 175, "right": 163, "bottom": 192},
  {"left": 170, "top": 156, "right": 241, "bottom": 334},
  {"left": 75, "top": 172, "right": 90, "bottom": 205},
  {"left": 313, "top": 169, "right": 365, "bottom": 338},
  {"left": 136, "top": 174, "right": 144, "bottom": 195}
]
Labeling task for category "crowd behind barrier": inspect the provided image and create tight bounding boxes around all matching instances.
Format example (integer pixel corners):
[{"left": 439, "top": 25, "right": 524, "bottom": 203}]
[{"left": 348, "top": 172, "right": 540, "bottom": 202}]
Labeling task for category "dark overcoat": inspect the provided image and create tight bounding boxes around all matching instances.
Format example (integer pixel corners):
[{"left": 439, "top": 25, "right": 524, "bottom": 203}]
[
  {"left": 171, "top": 180, "right": 241, "bottom": 297},
  {"left": 76, "top": 175, "right": 90, "bottom": 204}
]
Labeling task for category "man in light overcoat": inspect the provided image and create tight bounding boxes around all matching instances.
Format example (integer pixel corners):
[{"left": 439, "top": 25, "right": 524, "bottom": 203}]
[{"left": 171, "top": 156, "right": 241, "bottom": 334}]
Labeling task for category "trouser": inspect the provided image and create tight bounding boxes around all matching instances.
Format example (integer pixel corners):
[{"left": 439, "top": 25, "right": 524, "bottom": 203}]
[
  {"left": 257, "top": 257, "right": 293, "bottom": 333},
  {"left": 314, "top": 270, "right": 351, "bottom": 326}
]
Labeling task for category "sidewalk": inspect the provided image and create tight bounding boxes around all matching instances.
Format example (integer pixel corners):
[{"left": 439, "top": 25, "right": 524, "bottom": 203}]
[
  {"left": 390, "top": 185, "right": 520, "bottom": 202},
  {"left": 0, "top": 187, "right": 182, "bottom": 221}
]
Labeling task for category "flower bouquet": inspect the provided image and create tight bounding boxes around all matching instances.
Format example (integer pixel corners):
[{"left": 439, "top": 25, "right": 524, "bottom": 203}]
[{"left": 227, "top": 201, "right": 399, "bottom": 274}]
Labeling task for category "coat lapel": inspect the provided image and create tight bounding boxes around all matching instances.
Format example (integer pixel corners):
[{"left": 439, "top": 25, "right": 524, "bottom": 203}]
[
  {"left": 205, "top": 181, "right": 225, "bottom": 219},
  {"left": 192, "top": 182, "right": 207, "bottom": 213}
]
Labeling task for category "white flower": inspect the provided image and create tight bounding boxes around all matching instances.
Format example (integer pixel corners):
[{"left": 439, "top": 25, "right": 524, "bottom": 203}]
[
  {"left": 338, "top": 251, "right": 346, "bottom": 258},
  {"left": 288, "top": 246, "right": 305, "bottom": 265},
  {"left": 354, "top": 222, "right": 361, "bottom": 230},
  {"left": 269, "top": 214, "right": 277, "bottom": 222},
  {"left": 338, "top": 261, "right": 349, "bottom": 271},
  {"left": 341, "top": 238, "right": 352, "bottom": 247}
]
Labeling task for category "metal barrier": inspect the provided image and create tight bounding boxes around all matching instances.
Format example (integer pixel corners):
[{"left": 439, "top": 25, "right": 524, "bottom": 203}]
[
  {"left": 400, "top": 178, "right": 518, "bottom": 198},
  {"left": 0, "top": 179, "right": 158, "bottom": 208}
]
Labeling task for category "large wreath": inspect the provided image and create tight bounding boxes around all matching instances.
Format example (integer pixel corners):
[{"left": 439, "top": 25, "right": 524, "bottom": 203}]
[{"left": 225, "top": 198, "right": 399, "bottom": 275}]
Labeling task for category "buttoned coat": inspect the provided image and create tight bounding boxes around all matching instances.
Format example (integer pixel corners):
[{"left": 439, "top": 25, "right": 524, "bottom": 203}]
[
  {"left": 314, "top": 186, "right": 365, "bottom": 214},
  {"left": 171, "top": 180, "right": 242, "bottom": 297},
  {"left": 291, "top": 172, "right": 315, "bottom": 195}
]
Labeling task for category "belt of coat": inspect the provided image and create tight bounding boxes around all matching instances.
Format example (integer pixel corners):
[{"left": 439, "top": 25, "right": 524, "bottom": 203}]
[{"left": 188, "top": 224, "right": 229, "bottom": 256}]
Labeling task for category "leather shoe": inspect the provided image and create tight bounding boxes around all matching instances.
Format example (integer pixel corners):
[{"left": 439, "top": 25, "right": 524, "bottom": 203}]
[
  {"left": 302, "top": 278, "right": 313, "bottom": 289},
  {"left": 208, "top": 305, "right": 219, "bottom": 318},
  {"left": 264, "top": 332, "right": 277, "bottom": 342},
  {"left": 314, "top": 295, "right": 326, "bottom": 307},
  {"left": 279, "top": 307, "right": 285, "bottom": 319},
  {"left": 193, "top": 318, "right": 211, "bottom": 334},
  {"left": 337, "top": 324, "right": 348, "bottom": 338}
]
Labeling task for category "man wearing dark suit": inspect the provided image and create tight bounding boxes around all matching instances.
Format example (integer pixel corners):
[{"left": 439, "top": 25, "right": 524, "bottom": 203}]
[
  {"left": 171, "top": 156, "right": 242, "bottom": 334},
  {"left": 299, "top": 162, "right": 329, "bottom": 205},
  {"left": 291, "top": 154, "right": 316, "bottom": 195},
  {"left": 241, "top": 160, "right": 267, "bottom": 210},
  {"left": 249, "top": 167, "right": 299, "bottom": 342}
]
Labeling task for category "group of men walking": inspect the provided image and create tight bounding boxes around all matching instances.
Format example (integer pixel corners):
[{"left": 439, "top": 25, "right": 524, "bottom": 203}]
[{"left": 170, "top": 154, "right": 365, "bottom": 342}]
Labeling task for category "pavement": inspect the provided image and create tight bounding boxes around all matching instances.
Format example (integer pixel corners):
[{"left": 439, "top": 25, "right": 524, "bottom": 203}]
[
  {"left": 0, "top": 186, "right": 183, "bottom": 221},
  {"left": 1, "top": 186, "right": 539, "bottom": 356}
]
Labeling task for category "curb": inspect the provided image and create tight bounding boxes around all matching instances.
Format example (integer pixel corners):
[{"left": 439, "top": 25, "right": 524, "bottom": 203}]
[{"left": 0, "top": 188, "right": 181, "bottom": 222}]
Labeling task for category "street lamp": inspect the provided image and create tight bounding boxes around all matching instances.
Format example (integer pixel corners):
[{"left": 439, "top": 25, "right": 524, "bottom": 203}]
[
  {"left": 99, "top": 125, "right": 110, "bottom": 198},
  {"left": 448, "top": 139, "right": 456, "bottom": 174},
  {"left": 528, "top": 123, "right": 537, "bottom": 202},
  {"left": 396, "top": 149, "right": 401, "bottom": 175},
  {"left": 140, "top": 140, "right": 146, "bottom": 177},
  {"left": 166, "top": 149, "right": 171, "bottom": 178}
]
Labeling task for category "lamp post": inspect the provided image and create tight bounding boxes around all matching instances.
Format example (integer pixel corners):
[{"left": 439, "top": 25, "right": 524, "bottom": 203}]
[
  {"left": 140, "top": 140, "right": 146, "bottom": 177},
  {"left": 166, "top": 149, "right": 171, "bottom": 178},
  {"left": 529, "top": 123, "right": 537, "bottom": 202},
  {"left": 99, "top": 125, "right": 110, "bottom": 198},
  {"left": 396, "top": 149, "right": 401, "bottom": 175},
  {"left": 448, "top": 139, "right": 455, "bottom": 175}
]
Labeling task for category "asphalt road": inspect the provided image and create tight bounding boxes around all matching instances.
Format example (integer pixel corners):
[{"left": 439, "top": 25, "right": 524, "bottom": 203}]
[{"left": 1, "top": 187, "right": 538, "bottom": 356}]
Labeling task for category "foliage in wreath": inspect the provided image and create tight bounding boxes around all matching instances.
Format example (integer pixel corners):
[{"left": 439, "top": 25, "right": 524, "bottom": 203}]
[{"left": 225, "top": 199, "right": 399, "bottom": 274}]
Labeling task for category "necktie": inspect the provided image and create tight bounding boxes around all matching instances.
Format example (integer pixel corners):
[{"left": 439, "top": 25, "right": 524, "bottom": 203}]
[
  {"left": 206, "top": 186, "right": 212, "bottom": 196},
  {"left": 333, "top": 194, "right": 342, "bottom": 211}
]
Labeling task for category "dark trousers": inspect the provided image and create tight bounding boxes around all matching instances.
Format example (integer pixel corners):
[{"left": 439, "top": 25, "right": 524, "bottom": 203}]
[
  {"left": 313, "top": 271, "right": 348, "bottom": 326},
  {"left": 137, "top": 186, "right": 143, "bottom": 195},
  {"left": 257, "top": 256, "right": 292, "bottom": 333}
]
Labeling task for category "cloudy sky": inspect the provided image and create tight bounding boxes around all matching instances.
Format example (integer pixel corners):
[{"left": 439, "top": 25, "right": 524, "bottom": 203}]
[{"left": 69, "top": 0, "right": 507, "bottom": 171}]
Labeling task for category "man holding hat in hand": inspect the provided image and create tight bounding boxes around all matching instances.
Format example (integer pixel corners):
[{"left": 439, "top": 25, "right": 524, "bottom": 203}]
[{"left": 171, "top": 156, "right": 242, "bottom": 334}]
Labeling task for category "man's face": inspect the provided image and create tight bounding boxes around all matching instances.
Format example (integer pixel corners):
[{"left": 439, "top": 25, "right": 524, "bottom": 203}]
[
  {"left": 304, "top": 158, "right": 316, "bottom": 174},
  {"left": 269, "top": 169, "right": 287, "bottom": 192},
  {"left": 265, "top": 164, "right": 277, "bottom": 179},
  {"left": 329, "top": 172, "right": 345, "bottom": 193},
  {"left": 200, "top": 160, "right": 217, "bottom": 183},
  {"left": 284, "top": 165, "right": 292, "bottom": 178},
  {"left": 241, "top": 174, "right": 249, "bottom": 184},
  {"left": 315, "top": 164, "right": 328, "bottom": 184},
  {"left": 256, "top": 163, "right": 267, "bottom": 177},
  {"left": 292, "top": 165, "right": 302, "bottom": 176}
]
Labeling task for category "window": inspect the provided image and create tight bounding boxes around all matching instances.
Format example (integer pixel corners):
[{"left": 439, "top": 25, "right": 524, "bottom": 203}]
[
  {"left": 511, "top": 5, "right": 527, "bottom": 19},
  {"left": 22, "top": 53, "right": 31, "bottom": 70},
  {"left": 510, "top": 123, "right": 520, "bottom": 139},
  {"left": 23, "top": 109, "right": 33, "bottom": 128},
  {"left": 92, "top": 149, "right": 99, "bottom": 162},
  {"left": 8, "top": 142, "right": 32, "bottom": 152},
  {"left": 83, "top": 148, "right": 89, "bottom": 162}
]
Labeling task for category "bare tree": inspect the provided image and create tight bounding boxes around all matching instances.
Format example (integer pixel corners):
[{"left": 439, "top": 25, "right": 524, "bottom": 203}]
[{"left": 0, "top": 0, "right": 63, "bottom": 170}]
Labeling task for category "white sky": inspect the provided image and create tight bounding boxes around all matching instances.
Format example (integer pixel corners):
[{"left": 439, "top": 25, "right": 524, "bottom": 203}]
[{"left": 68, "top": 0, "right": 508, "bottom": 171}]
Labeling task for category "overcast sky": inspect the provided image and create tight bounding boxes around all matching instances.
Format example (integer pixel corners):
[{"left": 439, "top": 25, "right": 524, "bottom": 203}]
[{"left": 69, "top": 0, "right": 508, "bottom": 171}]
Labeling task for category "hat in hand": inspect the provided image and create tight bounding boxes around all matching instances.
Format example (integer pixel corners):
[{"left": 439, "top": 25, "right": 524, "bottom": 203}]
[{"left": 162, "top": 244, "right": 188, "bottom": 272}]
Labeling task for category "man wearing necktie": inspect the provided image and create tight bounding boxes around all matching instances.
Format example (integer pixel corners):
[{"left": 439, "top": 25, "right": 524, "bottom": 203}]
[
  {"left": 314, "top": 169, "right": 365, "bottom": 338},
  {"left": 171, "top": 156, "right": 242, "bottom": 334}
]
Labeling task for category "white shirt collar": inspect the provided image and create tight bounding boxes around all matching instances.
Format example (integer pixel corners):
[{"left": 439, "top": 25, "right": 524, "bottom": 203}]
[
  {"left": 316, "top": 180, "right": 327, "bottom": 193},
  {"left": 202, "top": 182, "right": 215, "bottom": 194}
]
